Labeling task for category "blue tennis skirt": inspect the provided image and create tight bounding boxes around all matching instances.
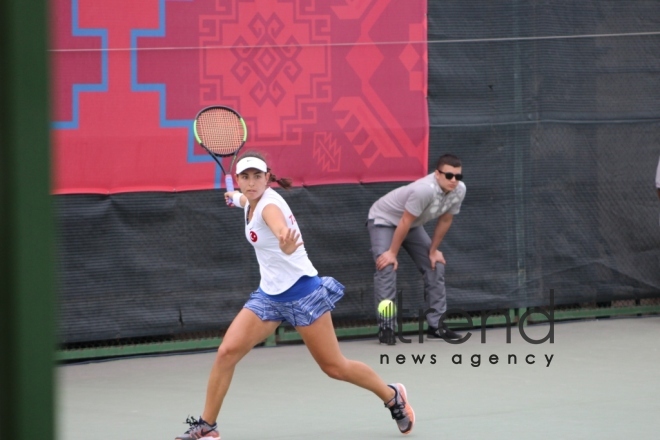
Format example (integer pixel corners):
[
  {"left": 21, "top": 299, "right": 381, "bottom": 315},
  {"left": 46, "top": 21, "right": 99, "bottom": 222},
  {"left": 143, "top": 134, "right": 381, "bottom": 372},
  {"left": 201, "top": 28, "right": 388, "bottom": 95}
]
[{"left": 243, "top": 276, "right": 345, "bottom": 327}]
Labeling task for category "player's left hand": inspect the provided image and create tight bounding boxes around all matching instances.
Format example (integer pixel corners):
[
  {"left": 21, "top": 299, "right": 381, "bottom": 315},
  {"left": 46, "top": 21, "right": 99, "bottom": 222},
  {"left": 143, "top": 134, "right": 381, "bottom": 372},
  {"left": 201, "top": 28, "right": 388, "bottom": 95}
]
[{"left": 279, "top": 228, "right": 303, "bottom": 254}]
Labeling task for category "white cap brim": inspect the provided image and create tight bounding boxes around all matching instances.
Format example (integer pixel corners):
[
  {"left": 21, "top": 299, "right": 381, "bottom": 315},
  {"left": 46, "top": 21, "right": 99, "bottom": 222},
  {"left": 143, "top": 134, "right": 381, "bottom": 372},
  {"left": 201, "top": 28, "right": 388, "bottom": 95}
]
[{"left": 235, "top": 157, "right": 268, "bottom": 174}]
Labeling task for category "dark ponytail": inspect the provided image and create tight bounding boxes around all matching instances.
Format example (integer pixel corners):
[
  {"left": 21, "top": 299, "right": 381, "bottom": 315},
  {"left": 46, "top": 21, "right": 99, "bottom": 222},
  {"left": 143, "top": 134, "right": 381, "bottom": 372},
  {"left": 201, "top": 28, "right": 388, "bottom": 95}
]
[
  {"left": 268, "top": 173, "right": 293, "bottom": 189},
  {"left": 237, "top": 151, "right": 293, "bottom": 189}
]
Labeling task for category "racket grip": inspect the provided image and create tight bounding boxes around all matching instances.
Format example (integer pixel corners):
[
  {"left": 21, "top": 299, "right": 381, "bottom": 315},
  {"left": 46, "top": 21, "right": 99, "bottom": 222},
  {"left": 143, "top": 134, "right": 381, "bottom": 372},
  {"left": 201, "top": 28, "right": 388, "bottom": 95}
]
[
  {"left": 225, "top": 175, "right": 234, "bottom": 192},
  {"left": 225, "top": 175, "right": 235, "bottom": 206}
]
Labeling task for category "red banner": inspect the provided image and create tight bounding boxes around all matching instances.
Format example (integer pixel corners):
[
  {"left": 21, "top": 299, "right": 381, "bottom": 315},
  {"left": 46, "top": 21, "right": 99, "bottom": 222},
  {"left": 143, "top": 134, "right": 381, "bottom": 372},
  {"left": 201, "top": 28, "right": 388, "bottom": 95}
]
[{"left": 51, "top": 0, "right": 428, "bottom": 194}]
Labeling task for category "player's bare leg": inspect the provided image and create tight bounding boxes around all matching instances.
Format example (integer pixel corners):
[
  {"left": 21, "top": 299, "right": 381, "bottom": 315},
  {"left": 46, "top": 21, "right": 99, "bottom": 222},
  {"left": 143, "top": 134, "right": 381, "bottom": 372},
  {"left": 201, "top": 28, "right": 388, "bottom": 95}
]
[
  {"left": 296, "top": 312, "right": 415, "bottom": 434},
  {"left": 203, "top": 309, "right": 280, "bottom": 423}
]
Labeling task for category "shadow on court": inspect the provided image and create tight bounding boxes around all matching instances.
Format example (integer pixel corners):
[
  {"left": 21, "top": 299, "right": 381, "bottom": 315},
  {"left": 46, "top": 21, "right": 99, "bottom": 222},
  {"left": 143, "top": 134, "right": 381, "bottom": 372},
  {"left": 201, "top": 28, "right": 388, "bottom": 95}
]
[{"left": 57, "top": 316, "right": 660, "bottom": 439}]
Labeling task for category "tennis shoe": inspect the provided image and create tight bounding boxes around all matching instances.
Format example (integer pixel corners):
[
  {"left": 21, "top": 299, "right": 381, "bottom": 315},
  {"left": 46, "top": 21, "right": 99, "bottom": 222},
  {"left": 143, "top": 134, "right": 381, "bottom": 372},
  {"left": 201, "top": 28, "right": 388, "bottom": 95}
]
[
  {"left": 427, "top": 324, "right": 461, "bottom": 341},
  {"left": 385, "top": 383, "right": 415, "bottom": 434},
  {"left": 378, "top": 327, "right": 396, "bottom": 345},
  {"left": 175, "top": 416, "right": 220, "bottom": 440}
]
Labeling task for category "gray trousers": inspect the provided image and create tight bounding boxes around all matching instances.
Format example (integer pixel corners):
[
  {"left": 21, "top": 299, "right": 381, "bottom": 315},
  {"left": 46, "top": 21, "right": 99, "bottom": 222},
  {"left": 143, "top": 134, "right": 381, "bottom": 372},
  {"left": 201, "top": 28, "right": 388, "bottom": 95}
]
[{"left": 367, "top": 220, "right": 447, "bottom": 329}]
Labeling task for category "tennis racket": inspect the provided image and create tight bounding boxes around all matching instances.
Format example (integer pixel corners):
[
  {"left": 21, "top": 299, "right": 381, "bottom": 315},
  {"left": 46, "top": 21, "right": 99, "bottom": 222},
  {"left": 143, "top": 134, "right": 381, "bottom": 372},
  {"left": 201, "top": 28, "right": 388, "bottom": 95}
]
[{"left": 193, "top": 105, "right": 247, "bottom": 198}]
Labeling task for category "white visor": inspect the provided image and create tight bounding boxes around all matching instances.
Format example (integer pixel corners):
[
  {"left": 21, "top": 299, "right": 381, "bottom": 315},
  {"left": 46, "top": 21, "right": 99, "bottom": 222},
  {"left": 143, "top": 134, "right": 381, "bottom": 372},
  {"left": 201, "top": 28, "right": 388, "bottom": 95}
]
[{"left": 235, "top": 157, "right": 268, "bottom": 174}]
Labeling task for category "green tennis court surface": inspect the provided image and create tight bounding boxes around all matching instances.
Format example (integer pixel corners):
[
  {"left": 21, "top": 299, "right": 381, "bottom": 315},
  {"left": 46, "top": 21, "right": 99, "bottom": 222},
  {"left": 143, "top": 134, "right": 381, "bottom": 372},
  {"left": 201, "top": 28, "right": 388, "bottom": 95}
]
[{"left": 58, "top": 316, "right": 660, "bottom": 439}]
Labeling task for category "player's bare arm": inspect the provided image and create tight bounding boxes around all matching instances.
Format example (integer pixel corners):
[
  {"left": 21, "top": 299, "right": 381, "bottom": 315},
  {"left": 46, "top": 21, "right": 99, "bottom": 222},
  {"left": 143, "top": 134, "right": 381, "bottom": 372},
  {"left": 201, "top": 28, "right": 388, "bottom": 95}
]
[
  {"left": 376, "top": 210, "right": 417, "bottom": 271},
  {"left": 262, "top": 203, "right": 303, "bottom": 254}
]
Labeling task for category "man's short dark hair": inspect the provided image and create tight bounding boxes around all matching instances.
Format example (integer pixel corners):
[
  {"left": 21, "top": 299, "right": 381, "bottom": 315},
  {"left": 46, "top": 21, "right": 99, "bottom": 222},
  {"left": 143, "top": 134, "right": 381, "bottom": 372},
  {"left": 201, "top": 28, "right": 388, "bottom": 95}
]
[{"left": 436, "top": 154, "right": 461, "bottom": 170}]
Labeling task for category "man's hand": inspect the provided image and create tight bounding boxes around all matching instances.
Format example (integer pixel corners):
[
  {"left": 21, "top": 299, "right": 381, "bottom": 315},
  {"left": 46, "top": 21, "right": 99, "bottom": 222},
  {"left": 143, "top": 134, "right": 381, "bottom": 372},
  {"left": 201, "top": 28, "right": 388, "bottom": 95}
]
[
  {"left": 429, "top": 249, "right": 446, "bottom": 270},
  {"left": 376, "top": 250, "right": 398, "bottom": 271}
]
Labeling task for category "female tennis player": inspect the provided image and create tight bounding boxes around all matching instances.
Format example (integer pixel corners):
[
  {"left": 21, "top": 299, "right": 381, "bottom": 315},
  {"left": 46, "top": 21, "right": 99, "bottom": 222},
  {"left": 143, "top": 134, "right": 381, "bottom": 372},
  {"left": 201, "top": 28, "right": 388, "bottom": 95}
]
[{"left": 175, "top": 151, "right": 415, "bottom": 439}]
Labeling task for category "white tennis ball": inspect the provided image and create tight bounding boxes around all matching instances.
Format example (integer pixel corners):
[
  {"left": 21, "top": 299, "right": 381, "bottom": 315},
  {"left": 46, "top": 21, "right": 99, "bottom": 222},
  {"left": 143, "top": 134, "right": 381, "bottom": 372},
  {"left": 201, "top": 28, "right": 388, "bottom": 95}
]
[{"left": 378, "top": 300, "right": 396, "bottom": 318}]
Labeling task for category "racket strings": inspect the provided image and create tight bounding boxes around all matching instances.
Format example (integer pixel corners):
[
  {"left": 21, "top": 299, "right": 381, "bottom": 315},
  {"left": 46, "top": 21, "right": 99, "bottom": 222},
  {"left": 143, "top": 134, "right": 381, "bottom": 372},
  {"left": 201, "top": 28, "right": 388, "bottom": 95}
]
[{"left": 196, "top": 110, "right": 246, "bottom": 155}]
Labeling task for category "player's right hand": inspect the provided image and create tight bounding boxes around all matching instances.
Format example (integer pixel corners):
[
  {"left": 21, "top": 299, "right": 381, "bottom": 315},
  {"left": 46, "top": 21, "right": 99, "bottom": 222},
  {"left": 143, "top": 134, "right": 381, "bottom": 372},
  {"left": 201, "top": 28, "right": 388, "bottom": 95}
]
[{"left": 224, "top": 191, "right": 238, "bottom": 207}]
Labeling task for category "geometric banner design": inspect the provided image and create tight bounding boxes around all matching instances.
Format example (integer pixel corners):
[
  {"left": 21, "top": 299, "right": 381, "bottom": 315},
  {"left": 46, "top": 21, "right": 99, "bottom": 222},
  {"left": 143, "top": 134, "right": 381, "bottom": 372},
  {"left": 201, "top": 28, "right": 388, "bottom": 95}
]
[{"left": 51, "top": 0, "right": 427, "bottom": 194}]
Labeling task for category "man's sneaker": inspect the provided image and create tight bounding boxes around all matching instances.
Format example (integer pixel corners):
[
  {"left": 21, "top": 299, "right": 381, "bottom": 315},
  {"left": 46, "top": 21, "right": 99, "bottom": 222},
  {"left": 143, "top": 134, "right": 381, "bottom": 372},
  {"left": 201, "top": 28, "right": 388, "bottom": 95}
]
[
  {"left": 385, "top": 383, "right": 415, "bottom": 434},
  {"left": 175, "top": 416, "right": 220, "bottom": 440},
  {"left": 378, "top": 327, "right": 396, "bottom": 345},
  {"left": 427, "top": 324, "right": 461, "bottom": 341}
]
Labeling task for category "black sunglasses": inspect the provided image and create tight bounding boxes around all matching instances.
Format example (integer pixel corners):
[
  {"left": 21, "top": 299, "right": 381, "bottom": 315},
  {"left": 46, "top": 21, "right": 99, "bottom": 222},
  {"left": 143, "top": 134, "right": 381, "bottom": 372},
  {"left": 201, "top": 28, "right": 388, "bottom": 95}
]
[{"left": 437, "top": 170, "right": 463, "bottom": 181}]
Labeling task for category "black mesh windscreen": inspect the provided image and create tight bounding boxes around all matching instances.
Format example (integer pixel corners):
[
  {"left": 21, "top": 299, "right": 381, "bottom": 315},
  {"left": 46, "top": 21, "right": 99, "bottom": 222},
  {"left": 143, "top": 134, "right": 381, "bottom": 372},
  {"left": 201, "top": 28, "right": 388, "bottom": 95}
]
[{"left": 55, "top": 187, "right": 427, "bottom": 343}]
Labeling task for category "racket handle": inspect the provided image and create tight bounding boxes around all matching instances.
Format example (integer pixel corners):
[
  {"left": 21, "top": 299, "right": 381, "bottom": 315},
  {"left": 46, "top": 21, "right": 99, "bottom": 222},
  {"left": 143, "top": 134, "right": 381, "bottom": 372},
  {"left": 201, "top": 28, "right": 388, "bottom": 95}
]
[
  {"left": 225, "top": 175, "right": 235, "bottom": 206},
  {"left": 225, "top": 175, "right": 235, "bottom": 192}
]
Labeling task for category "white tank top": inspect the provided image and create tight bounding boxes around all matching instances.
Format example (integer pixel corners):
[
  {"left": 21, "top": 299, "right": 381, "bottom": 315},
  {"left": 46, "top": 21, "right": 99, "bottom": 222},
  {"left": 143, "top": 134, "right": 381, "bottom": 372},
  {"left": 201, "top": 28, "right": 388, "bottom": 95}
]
[{"left": 244, "top": 187, "right": 318, "bottom": 294}]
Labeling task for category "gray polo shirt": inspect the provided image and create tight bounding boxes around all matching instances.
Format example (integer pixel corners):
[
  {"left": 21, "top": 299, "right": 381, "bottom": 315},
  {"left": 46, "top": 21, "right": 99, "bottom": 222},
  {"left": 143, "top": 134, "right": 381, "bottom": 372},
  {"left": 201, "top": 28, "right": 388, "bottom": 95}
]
[{"left": 368, "top": 173, "right": 466, "bottom": 228}]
